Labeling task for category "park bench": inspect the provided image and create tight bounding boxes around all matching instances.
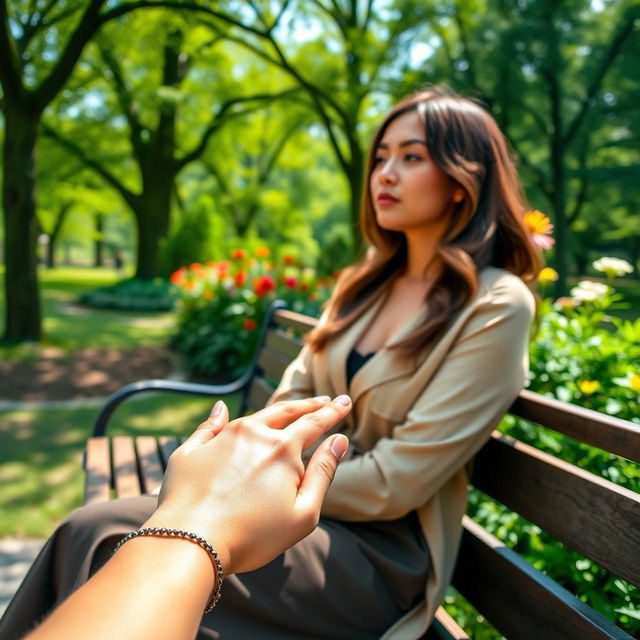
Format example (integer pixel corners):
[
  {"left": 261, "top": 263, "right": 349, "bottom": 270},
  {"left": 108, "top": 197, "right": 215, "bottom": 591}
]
[{"left": 84, "top": 302, "right": 640, "bottom": 640}]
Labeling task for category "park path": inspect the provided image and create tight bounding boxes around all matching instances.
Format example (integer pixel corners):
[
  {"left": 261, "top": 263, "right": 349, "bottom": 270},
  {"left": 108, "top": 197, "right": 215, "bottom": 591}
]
[{"left": 0, "top": 539, "right": 45, "bottom": 617}]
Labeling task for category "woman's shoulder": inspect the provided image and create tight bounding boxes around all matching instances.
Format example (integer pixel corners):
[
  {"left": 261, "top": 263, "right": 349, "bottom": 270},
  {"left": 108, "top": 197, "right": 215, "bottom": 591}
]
[{"left": 476, "top": 266, "right": 536, "bottom": 318}]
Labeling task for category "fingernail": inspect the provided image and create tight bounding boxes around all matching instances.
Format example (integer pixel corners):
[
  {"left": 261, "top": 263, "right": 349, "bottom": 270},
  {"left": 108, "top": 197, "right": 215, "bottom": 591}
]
[
  {"left": 334, "top": 394, "right": 351, "bottom": 406},
  {"left": 331, "top": 434, "right": 349, "bottom": 460},
  {"left": 210, "top": 400, "right": 223, "bottom": 417},
  {"left": 314, "top": 395, "right": 331, "bottom": 402}
]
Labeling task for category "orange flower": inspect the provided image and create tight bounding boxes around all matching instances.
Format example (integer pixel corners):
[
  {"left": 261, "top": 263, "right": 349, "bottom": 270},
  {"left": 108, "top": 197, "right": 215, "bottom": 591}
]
[
  {"left": 203, "top": 290, "right": 213, "bottom": 300},
  {"left": 234, "top": 272, "right": 246, "bottom": 287},
  {"left": 255, "top": 246, "right": 270, "bottom": 258},
  {"left": 283, "top": 255, "right": 295, "bottom": 265},
  {"left": 217, "top": 261, "right": 230, "bottom": 274},
  {"left": 231, "top": 249, "right": 247, "bottom": 259},
  {"left": 332, "top": 270, "right": 342, "bottom": 279},
  {"left": 523, "top": 211, "right": 555, "bottom": 250},
  {"left": 310, "top": 292, "right": 318, "bottom": 301},
  {"left": 254, "top": 275, "right": 276, "bottom": 297},
  {"left": 300, "top": 283, "right": 309, "bottom": 292},
  {"left": 189, "top": 262, "right": 203, "bottom": 272},
  {"left": 244, "top": 318, "right": 257, "bottom": 331},
  {"left": 207, "top": 261, "right": 217, "bottom": 268}
]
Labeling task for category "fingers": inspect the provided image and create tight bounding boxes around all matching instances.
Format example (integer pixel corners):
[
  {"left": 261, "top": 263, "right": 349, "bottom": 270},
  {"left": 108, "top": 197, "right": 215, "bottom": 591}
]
[
  {"left": 183, "top": 400, "right": 229, "bottom": 449},
  {"left": 244, "top": 396, "right": 332, "bottom": 430},
  {"left": 287, "top": 395, "right": 352, "bottom": 450},
  {"left": 295, "top": 434, "right": 349, "bottom": 516}
]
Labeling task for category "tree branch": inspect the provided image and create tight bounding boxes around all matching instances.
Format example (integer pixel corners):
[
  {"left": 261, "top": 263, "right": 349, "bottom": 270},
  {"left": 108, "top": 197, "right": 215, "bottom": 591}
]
[
  {"left": 509, "top": 136, "right": 553, "bottom": 202},
  {"left": 563, "top": 15, "right": 636, "bottom": 146},
  {"left": 96, "top": 39, "right": 146, "bottom": 162},
  {"left": 177, "top": 90, "right": 299, "bottom": 170},
  {"left": 41, "top": 121, "right": 139, "bottom": 210},
  {"left": 0, "top": 0, "right": 25, "bottom": 99}
]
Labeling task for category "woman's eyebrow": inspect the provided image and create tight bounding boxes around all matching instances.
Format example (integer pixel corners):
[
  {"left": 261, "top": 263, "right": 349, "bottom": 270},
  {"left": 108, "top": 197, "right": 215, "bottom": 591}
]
[{"left": 377, "top": 139, "right": 428, "bottom": 149}]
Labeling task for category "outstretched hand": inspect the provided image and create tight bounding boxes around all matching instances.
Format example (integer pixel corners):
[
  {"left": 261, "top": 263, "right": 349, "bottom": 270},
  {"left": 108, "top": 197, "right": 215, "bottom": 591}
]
[{"left": 148, "top": 395, "right": 351, "bottom": 576}]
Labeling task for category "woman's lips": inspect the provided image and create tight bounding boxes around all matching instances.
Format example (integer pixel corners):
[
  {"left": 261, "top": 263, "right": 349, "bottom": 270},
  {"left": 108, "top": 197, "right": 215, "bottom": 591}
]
[{"left": 376, "top": 193, "right": 399, "bottom": 205}]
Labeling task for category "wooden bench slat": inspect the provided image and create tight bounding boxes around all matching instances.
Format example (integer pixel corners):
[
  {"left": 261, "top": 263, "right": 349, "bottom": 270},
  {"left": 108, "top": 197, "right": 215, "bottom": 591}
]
[
  {"left": 273, "top": 308, "right": 316, "bottom": 333},
  {"left": 84, "top": 437, "right": 111, "bottom": 505},
  {"left": 247, "top": 376, "right": 276, "bottom": 412},
  {"left": 452, "top": 517, "right": 633, "bottom": 640},
  {"left": 428, "top": 607, "right": 470, "bottom": 639},
  {"left": 112, "top": 436, "right": 141, "bottom": 499},
  {"left": 471, "top": 432, "right": 640, "bottom": 588},
  {"left": 257, "top": 346, "right": 293, "bottom": 383},
  {"left": 135, "top": 436, "right": 164, "bottom": 494},
  {"left": 510, "top": 390, "right": 640, "bottom": 463},
  {"left": 265, "top": 328, "right": 303, "bottom": 360}
]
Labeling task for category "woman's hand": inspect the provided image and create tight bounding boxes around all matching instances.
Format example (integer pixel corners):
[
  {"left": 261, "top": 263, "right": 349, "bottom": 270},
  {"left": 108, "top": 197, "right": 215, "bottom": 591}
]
[{"left": 147, "top": 395, "right": 351, "bottom": 576}]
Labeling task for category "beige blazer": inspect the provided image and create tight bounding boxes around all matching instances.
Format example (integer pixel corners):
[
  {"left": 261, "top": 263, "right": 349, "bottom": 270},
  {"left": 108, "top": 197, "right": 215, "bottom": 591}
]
[{"left": 269, "top": 266, "right": 535, "bottom": 639}]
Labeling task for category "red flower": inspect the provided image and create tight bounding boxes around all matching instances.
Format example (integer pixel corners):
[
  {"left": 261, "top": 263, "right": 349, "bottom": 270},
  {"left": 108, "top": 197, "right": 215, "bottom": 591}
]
[
  {"left": 253, "top": 275, "right": 276, "bottom": 297},
  {"left": 231, "top": 249, "right": 247, "bottom": 259},
  {"left": 244, "top": 318, "right": 257, "bottom": 331},
  {"left": 300, "top": 283, "right": 309, "bottom": 292},
  {"left": 189, "top": 263, "right": 203, "bottom": 272},
  {"left": 332, "top": 270, "right": 342, "bottom": 279},
  {"left": 170, "top": 267, "right": 186, "bottom": 285},
  {"left": 234, "top": 272, "right": 246, "bottom": 287},
  {"left": 284, "top": 277, "right": 297, "bottom": 288},
  {"left": 283, "top": 255, "right": 295, "bottom": 265}
]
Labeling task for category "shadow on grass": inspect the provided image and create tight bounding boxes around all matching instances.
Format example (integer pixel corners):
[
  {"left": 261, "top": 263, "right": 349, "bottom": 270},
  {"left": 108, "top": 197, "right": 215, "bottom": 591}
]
[{"left": 0, "top": 392, "right": 240, "bottom": 538}]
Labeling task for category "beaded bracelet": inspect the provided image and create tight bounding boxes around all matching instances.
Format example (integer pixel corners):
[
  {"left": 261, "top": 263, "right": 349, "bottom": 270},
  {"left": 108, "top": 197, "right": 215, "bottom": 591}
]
[{"left": 111, "top": 527, "right": 223, "bottom": 613}]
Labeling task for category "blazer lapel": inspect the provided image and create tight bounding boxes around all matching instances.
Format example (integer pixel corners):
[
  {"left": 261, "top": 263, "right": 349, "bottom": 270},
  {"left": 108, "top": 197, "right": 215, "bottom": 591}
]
[{"left": 349, "top": 304, "right": 429, "bottom": 407}]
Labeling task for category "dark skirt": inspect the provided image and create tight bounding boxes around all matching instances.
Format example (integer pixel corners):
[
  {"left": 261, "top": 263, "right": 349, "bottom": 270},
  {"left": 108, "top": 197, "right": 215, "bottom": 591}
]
[{"left": 0, "top": 496, "right": 430, "bottom": 640}]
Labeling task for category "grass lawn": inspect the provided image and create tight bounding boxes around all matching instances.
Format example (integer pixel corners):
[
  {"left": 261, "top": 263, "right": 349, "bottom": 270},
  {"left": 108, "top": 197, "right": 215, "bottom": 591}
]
[
  {"left": 0, "top": 266, "right": 177, "bottom": 360},
  {"left": 0, "top": 392, "right": 241, "bottom": 538}
]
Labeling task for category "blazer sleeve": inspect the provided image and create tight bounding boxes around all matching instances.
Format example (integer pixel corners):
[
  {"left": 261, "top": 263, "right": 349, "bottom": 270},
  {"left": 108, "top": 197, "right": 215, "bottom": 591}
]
[{"left": 321, "top": 278, "right": 535, "bottom": 521}]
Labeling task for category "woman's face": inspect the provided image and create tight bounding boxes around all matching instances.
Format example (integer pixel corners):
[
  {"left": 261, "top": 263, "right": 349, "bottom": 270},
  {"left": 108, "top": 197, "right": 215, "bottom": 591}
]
[{"left": 370, "top": 110, "right": 461, "bottom": 237}]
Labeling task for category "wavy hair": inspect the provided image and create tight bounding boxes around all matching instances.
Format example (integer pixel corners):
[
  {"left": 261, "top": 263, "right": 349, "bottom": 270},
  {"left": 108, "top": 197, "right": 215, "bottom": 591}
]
[{"left": 307, "top": 86, "right": 541, "bottom": 354}]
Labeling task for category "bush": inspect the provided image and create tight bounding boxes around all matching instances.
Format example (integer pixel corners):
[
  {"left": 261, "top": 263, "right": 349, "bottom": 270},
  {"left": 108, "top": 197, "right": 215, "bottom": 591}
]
[
  {"left": 170, "top": 246, "right": 336, "bottom": 380},
  {"left": 78, "top": 278, "right": 176, "bottom": 311}
]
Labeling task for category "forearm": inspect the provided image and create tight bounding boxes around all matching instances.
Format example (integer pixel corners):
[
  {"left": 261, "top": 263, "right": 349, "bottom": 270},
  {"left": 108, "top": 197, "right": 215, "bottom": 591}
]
[{"left": 26, "top": 527, "right": 217, "bottom": 640}]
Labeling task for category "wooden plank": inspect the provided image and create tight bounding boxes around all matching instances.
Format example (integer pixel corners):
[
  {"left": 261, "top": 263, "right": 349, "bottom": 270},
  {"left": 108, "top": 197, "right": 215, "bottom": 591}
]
[
  {"left": 135, "top": 436, "right": 164, "bottom": 494},
  {"left": 472, "top": 432, "right": 640, "bottom": 588},
  {"left": 158, "top": 436, "right": 181, "bottom": 468},
  {"left": 510, "top": 390, "right": 640, "bottom": 463},
  {"left": 84, "top": 437, "right": 111, "bottom": 505},
  {"left": 247, "top": 376, "right": 276, "bottom": 412},
  {"left": 265, "top": 328, "right": 303, "bottom": 360},
  {"left": 112, "top": 436, "right": 141, "bottom": 499},
  {"left": 452, "top": 517, "right": 633, "bottom": 640},
  {"left": 273, "top": 309, "right": 316, "bottom": 334},
  {"left": 426, "top": 607, "right": 470, "bottom": 640},
  {"left": 257, "top": 346, "right": 292, "bottom": 383}
]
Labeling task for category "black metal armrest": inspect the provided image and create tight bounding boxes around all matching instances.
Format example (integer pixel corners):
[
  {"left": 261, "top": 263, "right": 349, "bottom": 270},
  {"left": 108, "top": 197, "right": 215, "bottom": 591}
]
[
  {"left": 91, "top": 299, "right": 289, "bottom": 437},
  {"left": 92, "top": 375, "right": 252, "bottom": 437}
]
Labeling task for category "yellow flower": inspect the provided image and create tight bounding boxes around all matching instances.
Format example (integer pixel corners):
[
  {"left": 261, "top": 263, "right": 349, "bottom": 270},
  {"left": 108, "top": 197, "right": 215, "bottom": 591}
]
[
  {"left": 578, "top": 380, "right": 600, "bottom": 395},
  {"left": 538, "top": 267, "right": 559, "bottom": 283},
  {"left": 255, "top": 246, "right": 270, "bottom": 258},
  {"left": 524, "top": 210, "right": 555, "bottom": 250},
  {"left": 630, "top": 374, "right": 640, "bottom": 392}
]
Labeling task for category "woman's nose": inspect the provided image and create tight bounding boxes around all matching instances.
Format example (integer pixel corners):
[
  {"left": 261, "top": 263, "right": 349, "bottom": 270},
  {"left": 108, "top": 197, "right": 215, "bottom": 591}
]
[{"left": 379, "top": 161, "right": 397, "bottom": 185}]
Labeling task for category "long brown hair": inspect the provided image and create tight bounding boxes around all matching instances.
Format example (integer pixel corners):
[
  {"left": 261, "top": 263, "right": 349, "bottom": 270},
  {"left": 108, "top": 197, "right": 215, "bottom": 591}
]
[{"left": 307, "top": 86, "right": 541, "bottom": 354}]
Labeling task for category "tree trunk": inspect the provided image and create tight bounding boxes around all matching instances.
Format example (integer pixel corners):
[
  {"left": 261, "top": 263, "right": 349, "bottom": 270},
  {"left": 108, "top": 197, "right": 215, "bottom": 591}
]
[
  {"left": 94, "top": 212, "right": 105, "bottom": 267},
  {"left": 346, "top": 135, "right": 364, "bottom": 258},
  {"left": 2, "top": 105, "right": 42, "bottom": 342}
]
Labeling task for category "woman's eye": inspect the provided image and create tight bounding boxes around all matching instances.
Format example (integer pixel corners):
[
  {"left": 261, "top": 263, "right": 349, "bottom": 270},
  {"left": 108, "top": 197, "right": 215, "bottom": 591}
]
[
  {"left": 373, "top": 156, "right": 386, "bottom": 166},
  {"left": 405, "top": 153, "right": 422, "bottom": 161}
]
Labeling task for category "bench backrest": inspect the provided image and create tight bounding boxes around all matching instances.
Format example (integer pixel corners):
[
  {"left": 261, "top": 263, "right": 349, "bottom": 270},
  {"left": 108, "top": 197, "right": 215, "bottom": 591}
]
[{"left": 252, "top": 306, "right": 640, "bottom": 640}]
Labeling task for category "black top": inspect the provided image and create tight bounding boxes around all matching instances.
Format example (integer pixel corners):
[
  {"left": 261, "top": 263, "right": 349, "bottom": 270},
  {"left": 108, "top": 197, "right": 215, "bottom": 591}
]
[{"left": 346, "top": 348, "right": 376, "bottom": 387}]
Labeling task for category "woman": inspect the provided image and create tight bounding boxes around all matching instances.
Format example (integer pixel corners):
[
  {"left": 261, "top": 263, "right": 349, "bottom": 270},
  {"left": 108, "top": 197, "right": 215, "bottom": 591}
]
[{"left": 1, "top": 86, "right": 539, "bottom": 640}]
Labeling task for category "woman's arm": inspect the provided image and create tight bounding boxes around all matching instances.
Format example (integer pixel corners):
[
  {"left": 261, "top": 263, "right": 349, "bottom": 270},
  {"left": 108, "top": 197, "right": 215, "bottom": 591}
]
[
  {"left": 322, "top": 279, "right": 535, "bottom": 521},
  {"left": 25, "top": 396, "right": 351, "bottom": 640}
]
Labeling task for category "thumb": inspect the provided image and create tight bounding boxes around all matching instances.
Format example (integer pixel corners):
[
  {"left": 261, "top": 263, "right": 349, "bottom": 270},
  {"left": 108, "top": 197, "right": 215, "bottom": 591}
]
[{"left": 295, "top": 434, "right": 349, "bottom": 515}]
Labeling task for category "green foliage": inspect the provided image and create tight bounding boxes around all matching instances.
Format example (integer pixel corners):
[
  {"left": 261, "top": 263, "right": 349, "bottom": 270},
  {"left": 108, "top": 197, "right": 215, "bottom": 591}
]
[
  {"left": 170, "top": 246, "right": 335, "bottom": 380},
  {"left": 78, "top": 278, "right": 176, "bottom": 312}
]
